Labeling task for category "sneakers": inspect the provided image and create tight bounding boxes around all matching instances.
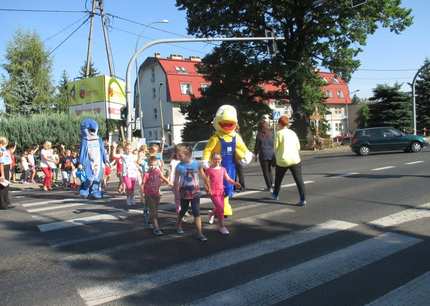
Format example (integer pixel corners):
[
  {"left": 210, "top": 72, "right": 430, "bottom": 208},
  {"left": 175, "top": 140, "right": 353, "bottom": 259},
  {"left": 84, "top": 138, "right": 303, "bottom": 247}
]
[
  {"left": 297, "top": 200, "right": 307, "bottom": 207},
  {"left": 197, "top": 234, "right": 208, "bottom": 242},
  {"left": 218, "top": 226, "right": 230, "bottom": 235},
  {"left": 176, "top": 228, "right": 185, "bottom": 235},
  {"left": 271, "top": 192, "right": 279, "bottom": 201},
  {"left": 208, "top": 210, "right": 215, "bottom": 224},
  {"left": 153, "top": 228, "right": 164, "bottom": 236}
]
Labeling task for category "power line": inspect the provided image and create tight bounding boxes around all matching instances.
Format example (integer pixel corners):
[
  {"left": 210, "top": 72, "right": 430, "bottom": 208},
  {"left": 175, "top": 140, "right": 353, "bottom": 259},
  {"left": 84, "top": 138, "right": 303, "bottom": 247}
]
[
  {"left": 0, "top": 8, "right": 88, "bottom": 13},
  {"left": 44, "top": 14, "right": 89, "bottom": 42},
  {"left": 48, "top": 16, "right": 90, "bottom": 56},
  {"left": 109, "top": 25, "right": 208, "bottom": 55}
]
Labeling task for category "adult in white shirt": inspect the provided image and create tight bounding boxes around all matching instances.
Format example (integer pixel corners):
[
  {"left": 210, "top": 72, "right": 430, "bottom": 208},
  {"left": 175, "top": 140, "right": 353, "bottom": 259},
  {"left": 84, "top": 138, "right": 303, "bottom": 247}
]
[
  {"left": 272, "top": 116, "right": 306, "bottom": 206},
  {"left": 40, "top": 141, "right": 56, "bottom": 191}
]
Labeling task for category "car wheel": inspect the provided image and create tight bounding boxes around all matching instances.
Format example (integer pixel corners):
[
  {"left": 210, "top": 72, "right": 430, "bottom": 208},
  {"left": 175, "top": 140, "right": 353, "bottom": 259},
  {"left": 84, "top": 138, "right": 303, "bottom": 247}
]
[
  {"left": 359, "top": 145, "right": 369, "bottom": 156},
  {"left": 410, "top": 141, "right": 422, "bottom": 153}
]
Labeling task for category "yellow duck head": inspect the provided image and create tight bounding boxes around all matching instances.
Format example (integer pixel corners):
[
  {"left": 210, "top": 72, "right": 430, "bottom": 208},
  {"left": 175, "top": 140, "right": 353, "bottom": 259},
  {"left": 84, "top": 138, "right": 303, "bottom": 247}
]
[{"left": 213, "top": 105, "right": 238, "bottom": 137}]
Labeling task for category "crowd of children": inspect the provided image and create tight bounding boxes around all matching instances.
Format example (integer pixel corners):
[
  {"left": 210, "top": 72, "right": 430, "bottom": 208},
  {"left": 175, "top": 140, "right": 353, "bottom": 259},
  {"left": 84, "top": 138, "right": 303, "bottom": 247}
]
[{"left": 114, "top": 142, "right": 238, "bottom": 242}]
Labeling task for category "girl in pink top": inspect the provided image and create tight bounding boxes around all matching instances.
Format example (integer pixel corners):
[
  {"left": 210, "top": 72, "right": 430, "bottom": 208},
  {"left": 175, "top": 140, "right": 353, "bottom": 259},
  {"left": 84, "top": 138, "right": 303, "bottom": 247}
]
[
  {"left": 205, "top": 153, "right": 240, "bottom": 235},
  {"left": 143, "top": 156, "right": 171, "bottom": 236}
]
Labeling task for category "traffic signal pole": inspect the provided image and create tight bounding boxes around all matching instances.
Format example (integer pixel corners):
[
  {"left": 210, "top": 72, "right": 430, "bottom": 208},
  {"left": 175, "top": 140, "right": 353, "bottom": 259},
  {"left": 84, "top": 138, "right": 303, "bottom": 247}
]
[{"left": 125, "top": 36, "right": 284, "bottom": 142}]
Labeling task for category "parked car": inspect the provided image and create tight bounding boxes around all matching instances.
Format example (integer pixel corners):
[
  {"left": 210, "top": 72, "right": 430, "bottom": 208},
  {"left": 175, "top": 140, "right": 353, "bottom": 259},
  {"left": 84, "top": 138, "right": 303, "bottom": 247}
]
[
  {"left": 192, "top": 140, "right": 209, "bottom": 160},
  {"left": 351, "top": 127, "right": 428, "bottom": 156}
]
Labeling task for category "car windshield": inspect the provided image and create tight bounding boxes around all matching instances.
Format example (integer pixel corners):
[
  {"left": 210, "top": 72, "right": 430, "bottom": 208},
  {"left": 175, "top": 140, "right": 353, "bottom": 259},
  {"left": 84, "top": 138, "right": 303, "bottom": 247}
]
[{"left": 194, "top": 142, "right": 208, "bottom": 151}]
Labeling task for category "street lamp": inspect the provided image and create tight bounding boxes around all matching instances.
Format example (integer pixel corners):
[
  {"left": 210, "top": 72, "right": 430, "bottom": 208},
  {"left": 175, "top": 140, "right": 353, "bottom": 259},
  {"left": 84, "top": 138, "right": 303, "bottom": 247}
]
[
  {"left": 134, "top": 19, "right": 169, "bottom": 139},
  {"left": 158, "top": 82, "right": 165, "bottom": 152}
]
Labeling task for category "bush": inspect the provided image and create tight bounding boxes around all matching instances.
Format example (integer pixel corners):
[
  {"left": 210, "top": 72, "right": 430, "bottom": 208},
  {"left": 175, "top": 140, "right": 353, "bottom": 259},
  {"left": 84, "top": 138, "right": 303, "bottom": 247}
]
[{"left": 0, "top": 112, "right": 106, "bottom": 152}]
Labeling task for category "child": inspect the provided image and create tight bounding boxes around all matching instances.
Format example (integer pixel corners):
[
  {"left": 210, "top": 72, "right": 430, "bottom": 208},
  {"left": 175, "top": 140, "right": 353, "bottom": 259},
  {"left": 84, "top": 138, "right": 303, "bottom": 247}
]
[
  {"left": 174, "top": 144, "right": 208, "bottom": 242},
  {"left": 121, "top": 143, "right": 139, "bottom": 206},
  {"left": 112, "top": 143, "right": 125, "bottom": 194},
  {"left": 143, "top": 156, "right": 171, "bottom": 236},
  {"left": 20, "top": 149, "right": 30, "bottom": 184},
  {"left": 148, "top": 144, "right": 164, "bottom": 171},
  {"left": 168, "top": 146, "right": 181, "bottom": 215},
  {"left": 28, "top": 145, "right": 38, "bottom": 184},
  {"left": 70, "top": 151, "right": 79, "bottom": 189},
  {"left": 60, "top": 149, "right": 74, "bottom": 188},
  {"left": 205, "top": 153, "right": 241, "bottom": 235},
  {"left": 137, "top": 149, "right": 148, "bottom": 204}
]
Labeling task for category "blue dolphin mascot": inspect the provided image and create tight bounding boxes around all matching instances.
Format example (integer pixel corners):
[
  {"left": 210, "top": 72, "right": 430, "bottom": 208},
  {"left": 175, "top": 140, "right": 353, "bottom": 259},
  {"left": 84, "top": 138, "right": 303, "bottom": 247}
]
[{"left": 79, "top": 118, "right": 108, "bottom": 199}]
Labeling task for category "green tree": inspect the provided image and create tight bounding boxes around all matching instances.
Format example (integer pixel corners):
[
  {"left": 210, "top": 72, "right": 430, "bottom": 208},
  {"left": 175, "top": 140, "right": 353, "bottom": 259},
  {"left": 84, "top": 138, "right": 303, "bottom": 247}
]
[
  {"left": 176, "top": 0, "right": 413, "bottom": 141},
  {"left": 78, "top": 60, "right": 100, "bottom": 78},
  {"left": 54, "top": 70, "right": 70, "bottom": 113},
  {"left": 356, "top": 103, "right": 369, "bottom": 128},
  {"left": 368, "top": 83, "right": 411, "bottom": 131},
  {"left": 415, "top": 59, "right": 430, "bottom": 131},
  {"left": 180, "top": 46, "right": 271, "bottom": 145},
  {"left": 0, "top": 30, "right": 54, "bottom": 113}
]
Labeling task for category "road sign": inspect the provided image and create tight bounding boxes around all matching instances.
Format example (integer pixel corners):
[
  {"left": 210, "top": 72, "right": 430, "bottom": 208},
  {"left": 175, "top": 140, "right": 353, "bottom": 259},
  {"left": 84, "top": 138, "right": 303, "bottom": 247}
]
[{"left": 273, "top": 110, "right": 281, "bottom": 121}]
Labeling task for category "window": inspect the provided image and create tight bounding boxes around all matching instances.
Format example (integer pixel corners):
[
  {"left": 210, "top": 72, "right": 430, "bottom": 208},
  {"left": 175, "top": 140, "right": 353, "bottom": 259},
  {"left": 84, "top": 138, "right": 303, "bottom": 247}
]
[
  {"left": 152, "top": 88, "right": 156, "bottom": 99},
  {"left": 153, "top": 108, "right": 158, "bottom": 120},
  {"left": 151, "top": 67, "right": 155, "bottom": 82},
  {"left": 332, "top": 78, "right": 340, "bottom": 84},
  {"left": 326, "top": 90, "right": 333, "bottom": 98},
  {"left": 337, "top": 90, "right": 344, "bottom": 98},
  {"left": 200, "top": 83, "right": 209, "bottom": 93},
  {"left": 180, "top": 83, "right": 192, "bottom": 95},
  {"left": 175, "top": 66, "right": 187, "bottom": 74},
  {"left": 335, "top": 122, "right": 342, "bottom": 131},
  {"left": 149, "top": 131, "right": 153, "bottom": 138}
]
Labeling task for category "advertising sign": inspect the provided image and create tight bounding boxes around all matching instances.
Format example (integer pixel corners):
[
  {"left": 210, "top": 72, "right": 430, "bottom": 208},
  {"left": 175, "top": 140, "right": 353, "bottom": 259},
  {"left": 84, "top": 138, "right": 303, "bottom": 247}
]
[{"left": 68, "top": 75, "right": 126, "bottom": 120}]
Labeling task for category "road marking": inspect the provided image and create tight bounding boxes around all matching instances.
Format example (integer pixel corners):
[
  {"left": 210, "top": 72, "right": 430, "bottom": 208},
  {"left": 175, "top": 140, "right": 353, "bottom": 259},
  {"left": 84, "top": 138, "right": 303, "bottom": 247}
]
[
  {"left": 22, "top": 198, "right": 82, "bottom": 208},
  {"left": 405, "top": 160, "right": 424, "bottom": 165},
  {"left": 190, "top": 233, "right": 421, "bottom": 306},
  {"left": 335, "top": 172, "right": 360, "bottom": 177},
  {"left": 371, "top": 166, "right": 395, "bottom": 171},
  {"left": 27, "top": 203, "right": 86, "bottom": 213},
  {"left": 236, "top": 207, "right": 294, "bottom": 225},
  {"left": 64, "top": 207, "right": 294, "bottom": 263},
  {"left": 78, "top": 220, "right": 356, "bottom": 306},
  {"left": 365, "top": 271, "right": 430, "bottom": 306},
  {"left": 52, "top": 227, "right": 147, "bottom": 248},
  {"left": 369, "top": 202, "right": 430, "bottom": 228},
  {"left": 38, "top": 214, "right": 124, "bottom": 232}
]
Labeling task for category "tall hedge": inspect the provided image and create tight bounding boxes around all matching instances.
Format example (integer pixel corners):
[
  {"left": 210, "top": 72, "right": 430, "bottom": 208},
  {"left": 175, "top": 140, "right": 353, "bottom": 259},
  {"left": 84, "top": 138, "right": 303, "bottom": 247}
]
[{"left": 0, "top": 113, "right": 106, "bottom": 152}]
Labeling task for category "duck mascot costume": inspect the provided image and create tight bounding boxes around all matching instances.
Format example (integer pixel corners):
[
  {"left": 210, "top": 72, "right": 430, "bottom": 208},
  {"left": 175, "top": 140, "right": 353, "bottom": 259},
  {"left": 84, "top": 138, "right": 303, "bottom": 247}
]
[
  {"left": 79, "top": 118, "right": 108, "bottom": 199},
  {"left": 202, "top": 105, "right": 253, "bottom": 216}
]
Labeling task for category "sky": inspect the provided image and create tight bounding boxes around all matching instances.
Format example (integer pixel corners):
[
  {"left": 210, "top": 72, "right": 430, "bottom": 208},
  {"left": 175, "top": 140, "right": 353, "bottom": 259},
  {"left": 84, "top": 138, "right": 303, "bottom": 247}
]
[{"left": 0, "top": 0, "right": 429, "bottom": 104}]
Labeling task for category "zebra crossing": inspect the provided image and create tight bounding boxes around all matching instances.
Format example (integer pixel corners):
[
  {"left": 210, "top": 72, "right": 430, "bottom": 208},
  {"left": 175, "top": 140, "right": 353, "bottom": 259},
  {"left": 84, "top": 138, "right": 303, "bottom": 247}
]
[{"left": 12, "top": 187, "right": 430, "bottom": 306}]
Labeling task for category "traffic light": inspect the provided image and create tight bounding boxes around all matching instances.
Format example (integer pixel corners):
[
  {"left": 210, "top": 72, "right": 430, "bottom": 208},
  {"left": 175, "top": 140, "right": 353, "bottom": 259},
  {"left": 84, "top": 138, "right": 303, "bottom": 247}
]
[{"left": 120, "top": 106, "right": 128, "bottom": 121}]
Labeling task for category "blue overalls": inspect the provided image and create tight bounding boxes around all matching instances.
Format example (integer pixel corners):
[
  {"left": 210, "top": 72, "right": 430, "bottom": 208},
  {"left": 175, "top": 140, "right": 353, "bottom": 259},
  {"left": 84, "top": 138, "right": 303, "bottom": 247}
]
[{"left": 220, "top": 136, "right": 236, "bottom": 198}]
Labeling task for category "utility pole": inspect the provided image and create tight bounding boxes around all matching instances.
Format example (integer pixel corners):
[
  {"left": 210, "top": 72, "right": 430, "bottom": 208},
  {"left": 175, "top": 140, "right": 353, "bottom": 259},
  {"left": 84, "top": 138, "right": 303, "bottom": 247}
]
[
  {"left": 85, "top": 0, "right": 97, "bottom": 77},
  {"left": 98, "top": 0, "right": 115, "bottom": 76}
]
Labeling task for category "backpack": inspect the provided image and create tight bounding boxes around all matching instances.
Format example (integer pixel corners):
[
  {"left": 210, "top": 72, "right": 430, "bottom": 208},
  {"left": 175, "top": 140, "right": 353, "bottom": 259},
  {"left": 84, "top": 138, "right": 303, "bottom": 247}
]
[{"left": 179, "top": 164, "right": 200, "bottom": 199}]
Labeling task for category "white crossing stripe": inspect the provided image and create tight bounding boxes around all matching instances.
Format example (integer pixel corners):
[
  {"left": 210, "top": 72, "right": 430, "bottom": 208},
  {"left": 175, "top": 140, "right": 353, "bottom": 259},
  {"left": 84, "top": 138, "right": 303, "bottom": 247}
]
[
  {"left": 38, "top": 214, "right": 124, "bottom": 232},
  {"left": 405, "top": 160, "right": 424, "bottom": 165},
  {"left": 236, "top": 207, "right": 293, "bottom": 225},
  {"left": 369, "top": 202, "right": 430, "bottom": 228},
  {"left": 190, "top": 233, "right": 421, "bottom": 306},
  {"left": 28, "top": 203, "right": 86, "bottom": 213},
  {"left": 22, "top": 198, "right": 81, "bottom": 208},
  {"left": 64, "top": 207, "right": 293, "bottom": 263},
  {"left": 78, "top": 220, "right": 356, "bottom": 306},
  {"left": 365, "top": 271, "right": 430, "bottom": 306},
  {"left": 371, "top": 166, "right": 395, "bottom": 171},
  {"left": 334, "top": 172, "right": 360, "bottom": 177}
]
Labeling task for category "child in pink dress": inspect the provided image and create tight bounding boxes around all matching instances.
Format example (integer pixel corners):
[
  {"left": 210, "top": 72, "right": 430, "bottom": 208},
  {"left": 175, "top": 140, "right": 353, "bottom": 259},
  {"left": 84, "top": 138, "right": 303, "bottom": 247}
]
[
  {"left": 143, "top": 156, "right": 171, "bottom": 236},
  {"left": 205, "top": 153, "right": 240, "bottom": 235}
]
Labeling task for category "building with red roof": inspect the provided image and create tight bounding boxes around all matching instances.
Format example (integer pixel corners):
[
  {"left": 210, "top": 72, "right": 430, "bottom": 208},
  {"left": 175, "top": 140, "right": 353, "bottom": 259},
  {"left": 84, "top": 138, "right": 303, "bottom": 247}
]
[{"left": 136, "top": 54, "right": 351, "bottom": 145}]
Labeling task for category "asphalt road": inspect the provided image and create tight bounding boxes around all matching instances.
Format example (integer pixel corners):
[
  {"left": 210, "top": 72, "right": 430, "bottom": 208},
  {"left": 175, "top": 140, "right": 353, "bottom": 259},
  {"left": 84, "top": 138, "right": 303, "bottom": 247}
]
[{"left": 1, "top": 148, "right": 430, "bottom": 306}]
